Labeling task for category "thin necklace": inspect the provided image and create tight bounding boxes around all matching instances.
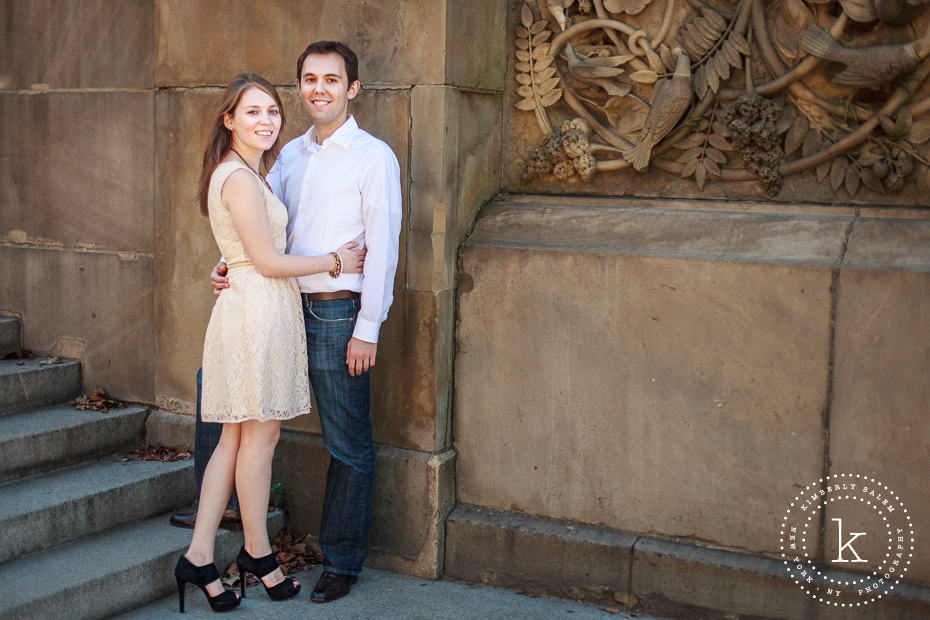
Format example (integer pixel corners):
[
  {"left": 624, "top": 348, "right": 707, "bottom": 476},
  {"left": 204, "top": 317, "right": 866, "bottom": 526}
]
[{"left": 230, "top": 147, "right": 272, "bottom": 192}]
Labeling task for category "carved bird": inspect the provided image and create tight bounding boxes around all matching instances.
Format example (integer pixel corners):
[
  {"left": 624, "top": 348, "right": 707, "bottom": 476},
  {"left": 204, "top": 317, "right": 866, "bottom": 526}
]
[
  {"left": 799, "top": 22, "right": 930, "bottom": 88},
  {"left": 623, "top": 50, "right": 691, "bottom": 172}
]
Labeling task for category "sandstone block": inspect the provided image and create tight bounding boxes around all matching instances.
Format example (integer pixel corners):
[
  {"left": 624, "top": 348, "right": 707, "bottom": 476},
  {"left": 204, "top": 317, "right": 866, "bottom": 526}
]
[
  {"left": 0, "top": 0, "right": 153, "bottom": 89},
  {"left": 155, "top": 0, "right": 445, "bottom": 87},
  {"left": 0, "top": 246, "right": 154, "bottom": 402},
  {"left": 0, "top": 91, "right": 154, "bottom": 250},
  {"left": 455, "top": 199, "right": 836, "bottom": 555}
]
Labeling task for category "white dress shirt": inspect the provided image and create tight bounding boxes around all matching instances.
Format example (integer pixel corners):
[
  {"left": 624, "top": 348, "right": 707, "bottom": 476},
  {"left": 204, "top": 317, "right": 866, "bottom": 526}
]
[{"left": 266, "top": 116, "right": 402, "bottom": 343}]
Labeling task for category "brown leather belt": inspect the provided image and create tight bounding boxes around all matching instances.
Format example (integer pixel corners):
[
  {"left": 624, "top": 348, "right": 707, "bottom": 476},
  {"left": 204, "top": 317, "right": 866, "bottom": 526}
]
[{"left": 302, "top": 290, "right": 359, "bottom": 302}]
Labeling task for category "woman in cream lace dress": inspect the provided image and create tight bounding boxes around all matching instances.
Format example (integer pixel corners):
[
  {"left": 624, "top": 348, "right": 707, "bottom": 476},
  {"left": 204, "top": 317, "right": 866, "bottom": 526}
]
[{"left": 173, "top": 74, "right": 365, "bottom": 613}]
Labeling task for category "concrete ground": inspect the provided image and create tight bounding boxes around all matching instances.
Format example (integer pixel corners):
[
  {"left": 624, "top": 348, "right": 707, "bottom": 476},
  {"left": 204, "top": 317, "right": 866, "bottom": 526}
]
[{"left": 117, "top": 566, "right": 669, "bottom": 619}]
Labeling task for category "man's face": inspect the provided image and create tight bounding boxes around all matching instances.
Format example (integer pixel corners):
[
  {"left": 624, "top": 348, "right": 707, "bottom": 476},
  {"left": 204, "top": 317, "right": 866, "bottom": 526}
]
[{"left": 297, "top": 52, "right": 359, "bottom": 130}]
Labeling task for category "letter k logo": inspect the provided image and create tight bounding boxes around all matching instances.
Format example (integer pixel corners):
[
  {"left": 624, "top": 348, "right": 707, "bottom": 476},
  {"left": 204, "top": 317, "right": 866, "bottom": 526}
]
[{"left": 832, "top": 518, "right": 867, "bottom": 563}]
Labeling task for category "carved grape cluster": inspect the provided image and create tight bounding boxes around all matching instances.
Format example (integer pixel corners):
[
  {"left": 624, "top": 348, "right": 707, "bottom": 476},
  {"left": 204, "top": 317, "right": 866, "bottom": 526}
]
[
  {"left": 871, "top": 146, "right": 914, "bottom": 193},
  {"left": 724, "top": 93, "right": 784, "bottom": 196},
  {"left": 523, "top": 118, "right": 596, "bottom": 182}
]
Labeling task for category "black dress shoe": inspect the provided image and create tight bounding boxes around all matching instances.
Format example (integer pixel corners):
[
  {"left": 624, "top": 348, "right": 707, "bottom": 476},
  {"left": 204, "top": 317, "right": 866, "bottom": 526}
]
[
  {"left": 168, "top": 509, "right": 241, "bottom": 530},
  {"left": 169, "top": 510, "right": 197, "bottom": 529},
  {"left": 310, "top": 571, "right": 357, "bottom": 603}
]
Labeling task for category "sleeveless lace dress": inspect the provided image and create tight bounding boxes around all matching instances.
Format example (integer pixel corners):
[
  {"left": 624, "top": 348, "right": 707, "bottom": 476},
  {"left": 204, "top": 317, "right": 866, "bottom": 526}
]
[{"left": 200, "top": 161, "right": 312, "bottom": 423}]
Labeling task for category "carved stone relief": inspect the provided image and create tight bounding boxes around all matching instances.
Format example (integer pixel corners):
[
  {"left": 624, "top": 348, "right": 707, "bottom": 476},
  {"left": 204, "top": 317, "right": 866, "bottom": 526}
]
[{"left": 511, "top": 0, "right": 930, "bottom": 204}]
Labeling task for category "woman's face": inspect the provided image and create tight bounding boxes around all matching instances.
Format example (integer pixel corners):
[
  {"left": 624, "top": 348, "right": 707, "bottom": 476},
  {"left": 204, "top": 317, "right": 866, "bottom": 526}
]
[{"left": 224, "top": 86, "right": 281, "bottom": 156}]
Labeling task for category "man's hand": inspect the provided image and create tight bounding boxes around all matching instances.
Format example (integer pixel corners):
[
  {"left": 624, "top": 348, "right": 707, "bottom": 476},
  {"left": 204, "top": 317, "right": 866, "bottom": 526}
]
[
  {"left": 346, "top": 337, "right": 377, "bottom": 376},
  {"left": 211, "top": 261, "right": 229, "bottom": 296}
]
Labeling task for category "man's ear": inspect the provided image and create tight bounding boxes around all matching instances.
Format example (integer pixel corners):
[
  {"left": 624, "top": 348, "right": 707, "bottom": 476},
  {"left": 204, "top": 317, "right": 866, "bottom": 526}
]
[{"left": 347, "top": 80, "right": 361, "bottom": 101}]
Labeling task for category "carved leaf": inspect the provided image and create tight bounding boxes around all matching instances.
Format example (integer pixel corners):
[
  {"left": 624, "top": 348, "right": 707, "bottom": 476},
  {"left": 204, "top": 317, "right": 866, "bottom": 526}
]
[
  {"left": 785, "top": 115, "right": 809, "bottom": 156},
  {"left": 534, "top": 56, "right": 554, "bottom": 72},
  {"left": 677, "top": 146, "right": 704, "bottom": 162},
  {"left": 514, "top": 98, "right": 537, "bottom": 111},
  {"left": 585, "top": 54, "right": 635, "bottom": 67},
  {"left": 533, "top": 43, "right": 551, "bottom": 60},
  {"left": 516, "top": 73, "right": 532, "bottom": 85},
  {"left": 660, "top": 45, "right": 677, "bottom": 72},
  {"left": 516, "top": 61, "right": 531, "bottom": 72},
  {"left": 530, "top": 20, "right": 547, "bottom": 35},
  {"left": 704, "top": 158, "right": 722, "bottom": 176},
  {"left": 540, "top": 89, "right": 563, "bottom": 107},
  {"left": 860, "top": 168, "right": 885, "bottom": 194},
  {"left": 856, "top": 147, "right": 883, "bottom": 167},
  {"left": 521, "top": 3, "right": 533, "bottom": 29},
  {"left": 694, "top": 65, "right": 708, "bottom": 98},
  {"left": 681, "top": 158, "right": 700, "bottom": 178},
  {"left": 708, "top": 133, "right": 732, "bottom": 151},
  {"left": 830, "top": 157, "right": 846, "bottom": 192},
  {"left": 575, "top": 65, "right": 625, "bottom": 78},
  {"left": 680, "top": 27, "right": 711, "bottom": 57},
  {"left": 705, "top": 61, "right": 720, "bottom": 93},
  {"left": 679, "top": 34, "right": 704, "bottom": 60},
  {"left": 844, "top": 165, "right": 860, "bottom": 197},
  {"left": 589, "top": 78, "right": 632, "bottom": 97},
  {"left": 728, "top": 32, "right": 751, "bottom": 56},
  {"left": 515, "top": 27, "right": 529, "bottom": 39},
  {"left": 535, "top": 66, "right": 557, "bottom": 83},
  {"left": 516, "top": 38, "right": 530, "bottom": 51},
  {"left": 536, "top": 76, "right": 561, "bottom": 96},
  {"left": 695, "top": 15, "right": 724, "bottom": 41},
  {"left": 722, "top": 40, "right": 742, "bottom": 68},
  {"left": 906, "top": 120, "right": 930, "bottom": 144},
  {"left": 917, "top": 165, "right": 930, "bottom": 195},
  {"left": 695, "top": 163, "right": 708, "bottom": 189},
  {"left": 532, "top": 31, "right": 551, "bottom": 46},
  {"left": 630, "top": 70, "right": 658, "bottom": 83},
  {"left": 816, "top": 160, "right": 831, "bottom": 182},
  {"left": 713, "top": 52, "right": 731, "bottom": 82},
  {"left": 675, "top": 132, "right": 706, "bottom": 149},
  {"left": 701, "top": 7, "right": 727, "bottom": 32},
  {"left": 516, "top": 85, "right": 534, "bottom": 98},
  {"left": 705, "top": 147, "right": 727, "bottom": 164},
  {"left": 776, "top": 105, "right": 797, "bottom": 135},
  {"left": 801, "top": 129, "right": 822, "bottom": 157},
  {"left": 603, "top": 95, "right": 649, "bottom": 137},
  {"left": 770, "top": 0, "right": 813, "bottom": 60},
  {"left": 712, "top": 121, "right": 730, "bottom": 138},
  {"left": 516, "top": 49, "right": 531, "bottom": 62},
  {"left": 689, "top": 23, "right": 716, "bottom": 50}
]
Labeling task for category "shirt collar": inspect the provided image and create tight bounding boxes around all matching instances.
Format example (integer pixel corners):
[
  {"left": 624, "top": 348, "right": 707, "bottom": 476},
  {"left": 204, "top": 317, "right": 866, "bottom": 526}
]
[{"left": 301, "top": 115, "right": 359, "bottom": 152}]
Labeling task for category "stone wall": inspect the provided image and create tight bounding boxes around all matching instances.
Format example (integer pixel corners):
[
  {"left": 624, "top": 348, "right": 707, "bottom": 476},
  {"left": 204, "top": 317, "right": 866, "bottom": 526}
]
[
  {"left": 0, "top": 0, "right": 156, "bottom": 401},
  {"left": 1, "top": 0, "right": 505, "bottom": 577}
]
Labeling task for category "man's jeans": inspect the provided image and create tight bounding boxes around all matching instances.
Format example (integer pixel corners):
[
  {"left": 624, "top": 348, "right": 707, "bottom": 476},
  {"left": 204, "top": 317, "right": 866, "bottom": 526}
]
[
  {"left": 195, "top": 368, "right": 239, "bottom": 511},
  {"left": 303, "top": 295, "right": 374, "bottom": 576}
]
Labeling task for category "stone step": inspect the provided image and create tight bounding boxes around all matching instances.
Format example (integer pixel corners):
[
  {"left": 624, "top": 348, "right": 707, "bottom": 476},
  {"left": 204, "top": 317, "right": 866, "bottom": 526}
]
[
  {"left": 0, "top": 404, "right": 148, "bottom": 483},
  {"left": 0, "top": 357, "right": 82, "bottom": 416},
  {"left": 0, "top": 457, "right": 195, "bottom": 564},
  {"left": 0, "top": 510, "right": 284, "bottom": 620},
  {"left": 0, "top": 317, "right": 20, "bottom": 356}
]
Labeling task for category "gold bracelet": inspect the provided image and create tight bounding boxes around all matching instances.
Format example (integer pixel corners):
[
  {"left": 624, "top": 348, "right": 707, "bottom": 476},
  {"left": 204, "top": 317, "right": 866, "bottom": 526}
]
[{"left": 328, "top": 251, "right": 343, "bottom": 278}]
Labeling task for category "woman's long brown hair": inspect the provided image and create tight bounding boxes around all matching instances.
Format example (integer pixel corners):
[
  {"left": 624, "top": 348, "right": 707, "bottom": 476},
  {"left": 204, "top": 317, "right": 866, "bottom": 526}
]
[{"left": 197, "top": 74, "right": 286, "bottom": 216}]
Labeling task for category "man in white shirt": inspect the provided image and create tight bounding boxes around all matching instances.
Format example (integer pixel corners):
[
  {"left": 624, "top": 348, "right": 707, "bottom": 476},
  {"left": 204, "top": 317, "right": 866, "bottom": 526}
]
[{"left": 210, "top": 41, "right": 402, "bottom": 602}]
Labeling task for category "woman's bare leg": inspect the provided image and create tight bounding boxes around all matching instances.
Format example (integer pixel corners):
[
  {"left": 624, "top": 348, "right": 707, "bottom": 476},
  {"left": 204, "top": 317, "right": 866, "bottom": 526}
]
[
  {"left": 186, "top": 422, "right": 241, "bottom": 596},
  {"left": 236, "top": 419, "right": 290, "bottom": 588}
]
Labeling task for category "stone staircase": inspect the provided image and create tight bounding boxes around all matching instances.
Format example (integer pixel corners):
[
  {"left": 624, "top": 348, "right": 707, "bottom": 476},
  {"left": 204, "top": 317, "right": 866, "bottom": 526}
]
[{"left": 0, "top": 317, "right": 281, "bottom": 618}]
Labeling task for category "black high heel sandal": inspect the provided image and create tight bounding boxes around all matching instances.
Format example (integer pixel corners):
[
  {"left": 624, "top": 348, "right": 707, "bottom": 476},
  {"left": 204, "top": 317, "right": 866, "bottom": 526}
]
[
  {"left": 236, "top": 546, "right": 301, "bottom": 601},
  {"left": 175, "top": 555, "right": 241, "bottom": 613}
]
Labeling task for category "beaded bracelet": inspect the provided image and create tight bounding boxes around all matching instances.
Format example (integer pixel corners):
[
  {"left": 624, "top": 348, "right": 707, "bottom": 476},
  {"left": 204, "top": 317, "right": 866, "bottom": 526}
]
[{"left": 329, "top": 251, "right": 343, "bottom": 279}]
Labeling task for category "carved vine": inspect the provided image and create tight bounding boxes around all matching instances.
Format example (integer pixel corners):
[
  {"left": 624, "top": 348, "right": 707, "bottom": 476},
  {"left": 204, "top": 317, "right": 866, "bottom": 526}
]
[{"left": 514, "top": 0, "right": 930, "bottom": 199}]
